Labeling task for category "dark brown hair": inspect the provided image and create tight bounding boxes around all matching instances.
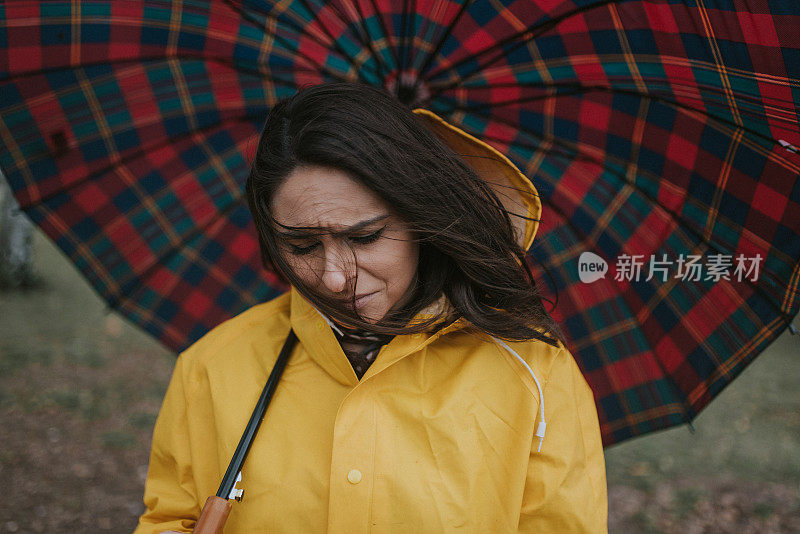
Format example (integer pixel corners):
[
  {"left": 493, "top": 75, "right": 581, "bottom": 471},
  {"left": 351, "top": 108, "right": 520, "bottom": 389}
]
[{"left": 246, "top": 82, "right": 564, "bottom": 347}]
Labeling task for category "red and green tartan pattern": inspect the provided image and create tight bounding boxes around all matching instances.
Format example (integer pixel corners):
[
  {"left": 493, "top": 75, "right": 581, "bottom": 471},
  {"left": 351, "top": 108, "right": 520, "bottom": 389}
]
[{"left": 0, "top": 0, "right": 798, "bottom": 445}]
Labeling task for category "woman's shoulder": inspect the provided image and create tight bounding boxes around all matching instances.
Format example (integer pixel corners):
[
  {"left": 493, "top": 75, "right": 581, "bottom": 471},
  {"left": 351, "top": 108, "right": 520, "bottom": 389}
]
[{"left": 482, "top": 332, "right": 570, "bottom": 386}]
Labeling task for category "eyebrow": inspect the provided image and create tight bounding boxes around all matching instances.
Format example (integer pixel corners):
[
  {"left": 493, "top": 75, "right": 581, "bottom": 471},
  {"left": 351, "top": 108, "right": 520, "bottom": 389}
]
[{"left": 274, "top": 214, "right": 390, "bottom": 239}]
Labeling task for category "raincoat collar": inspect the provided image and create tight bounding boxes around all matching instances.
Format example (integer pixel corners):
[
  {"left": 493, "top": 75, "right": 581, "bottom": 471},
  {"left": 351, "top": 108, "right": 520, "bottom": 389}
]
[{"left": 289, "top": 287, "right": 468, "bottom": 386}]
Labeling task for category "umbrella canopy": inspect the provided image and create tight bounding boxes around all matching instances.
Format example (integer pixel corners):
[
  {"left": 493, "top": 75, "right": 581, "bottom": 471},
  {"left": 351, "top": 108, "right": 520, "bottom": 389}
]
[{"left": 0, "top": 0, "right": 798, "bottom": 446}]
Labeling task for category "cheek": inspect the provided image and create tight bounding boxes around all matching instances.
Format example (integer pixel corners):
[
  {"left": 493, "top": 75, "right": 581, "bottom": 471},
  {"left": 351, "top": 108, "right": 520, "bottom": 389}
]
[
  {"left": 400, "top": 242, "right": 419, "bottom": 281},
  {"left": 282, "top": 253, "right": 320, "bottom": 287},
  {"left": 379, "top": 237, "right": 418, "bottom": 291}
]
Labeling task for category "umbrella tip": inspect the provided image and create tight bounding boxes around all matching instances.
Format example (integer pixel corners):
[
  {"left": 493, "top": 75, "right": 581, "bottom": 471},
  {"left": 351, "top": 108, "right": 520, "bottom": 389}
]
[
  {"left": 396, "top": 84, "right": 418, "bottom": 106},
  {"left": 385, "top": 72, "right": 430, "bottom": 107}
]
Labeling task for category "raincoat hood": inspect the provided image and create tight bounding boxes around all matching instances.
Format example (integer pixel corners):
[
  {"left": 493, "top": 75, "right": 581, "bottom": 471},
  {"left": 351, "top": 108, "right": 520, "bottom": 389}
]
[{"left": 413, "top": 108, "right": 541, "bottom": 251}]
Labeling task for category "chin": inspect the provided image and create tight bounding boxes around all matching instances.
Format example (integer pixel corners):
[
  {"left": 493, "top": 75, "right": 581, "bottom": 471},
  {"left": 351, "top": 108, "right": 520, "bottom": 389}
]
[
  {"left": 360, "top": 311, "right": 383, "bottom": 324},
  {"left": 359, "top": 304, "right": 389, "bottom": 324}
]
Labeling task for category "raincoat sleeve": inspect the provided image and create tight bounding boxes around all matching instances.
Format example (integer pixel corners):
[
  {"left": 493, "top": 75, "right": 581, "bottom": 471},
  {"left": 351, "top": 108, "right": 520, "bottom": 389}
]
[
  {"left": 518, "top": 345, "right": 608, "bottom": 533},
  {"left": 135, "top": 354, "right": 201, "bottom": 534}
]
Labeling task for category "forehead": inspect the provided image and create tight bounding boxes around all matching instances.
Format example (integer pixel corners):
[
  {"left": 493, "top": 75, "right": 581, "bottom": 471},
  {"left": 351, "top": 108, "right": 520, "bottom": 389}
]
[{"left": 271, "top": 165, "right": 390, "bottom": 229}]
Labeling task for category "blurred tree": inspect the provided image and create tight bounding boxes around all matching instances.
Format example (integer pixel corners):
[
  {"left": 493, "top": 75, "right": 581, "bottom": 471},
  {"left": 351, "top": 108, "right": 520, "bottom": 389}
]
[{"left": 0, "top": 169, "right": 36, "bottom": 288}]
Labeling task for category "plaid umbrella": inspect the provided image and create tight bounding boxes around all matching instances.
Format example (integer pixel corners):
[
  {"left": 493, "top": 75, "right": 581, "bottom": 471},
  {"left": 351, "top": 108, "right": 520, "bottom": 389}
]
[{"left": 0, "top": 0, "right": 798, "bottom": 446}]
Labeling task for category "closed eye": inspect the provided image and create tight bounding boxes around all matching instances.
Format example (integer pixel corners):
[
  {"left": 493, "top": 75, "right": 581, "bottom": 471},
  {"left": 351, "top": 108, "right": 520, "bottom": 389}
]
[
  {"left": 286, "top": 226, "right": 385, "bottom": 255},
  {"left": 349, "top": 226, "right": 385, "bottom": 245},
  {"left": 289, "top": 242, "right": 320, "bottom": 255}
]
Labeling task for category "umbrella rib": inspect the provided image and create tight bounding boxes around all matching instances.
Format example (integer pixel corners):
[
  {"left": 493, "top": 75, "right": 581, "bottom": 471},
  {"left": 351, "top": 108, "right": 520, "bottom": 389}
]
[
  {"left": 399, "top": 0, "right": 412, "bottom": 73},
  {"left": 403, "top": 0, "right": 420, "bottom": 74},
  {"left": 424, "top": 24, "right": 559, "bottom": 100},
  {"left": 225, "top": 0, "right": 390, "bottom": 83},
  {"left": 410, "top": 0, "right": 474, "bottom": 94},
  {"left": 225, "top": 0, "right": 353, "bottom": 79},
  {"left": 402, "top": 0, "right": 435, "bottom": 75},
  {"left": 221, "top": 0, "right": 351, "bottom": 83},
  {"left": 424, "top": 0, "right": 617, "bottom": 94},
  {"left": 335, "top": 0, "right": 393, "bottom": 80},
  {"left": 366, "top": 0, "right": 402, "bottom": 71},
  {"left": 294, "top": 0, "right": 375, "bottom": 83}
]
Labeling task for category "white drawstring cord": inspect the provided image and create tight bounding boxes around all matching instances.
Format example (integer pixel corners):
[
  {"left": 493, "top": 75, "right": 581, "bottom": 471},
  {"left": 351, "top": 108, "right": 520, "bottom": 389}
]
[
  {"left": 491, "top": 337, "right": 547, "bottom": 453},
  {"left": 312, "top": 305, "right": 345, "bottom": 336}
]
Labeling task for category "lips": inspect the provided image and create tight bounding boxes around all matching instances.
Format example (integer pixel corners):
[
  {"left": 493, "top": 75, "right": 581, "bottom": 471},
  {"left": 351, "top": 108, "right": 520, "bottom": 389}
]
[{"left": 334, "top": 291, "right": 379, "bottom": 311}]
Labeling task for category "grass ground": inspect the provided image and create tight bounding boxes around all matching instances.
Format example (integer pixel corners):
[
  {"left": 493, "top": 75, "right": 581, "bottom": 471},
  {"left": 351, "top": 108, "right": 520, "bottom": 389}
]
[{"left": 0, "top": 230, "right": 798, "bottom": 533}]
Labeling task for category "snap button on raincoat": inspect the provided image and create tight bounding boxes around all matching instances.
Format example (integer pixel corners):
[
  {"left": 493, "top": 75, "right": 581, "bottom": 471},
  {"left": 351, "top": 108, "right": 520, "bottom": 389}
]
[{"left": 136, "top": 110, "right": 607, "bottom": 533}]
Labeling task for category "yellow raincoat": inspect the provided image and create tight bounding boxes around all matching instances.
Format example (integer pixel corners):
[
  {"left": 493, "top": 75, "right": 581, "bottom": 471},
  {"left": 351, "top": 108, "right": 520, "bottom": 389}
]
[{"left": 136, "top": 110, "right": 607, "bottom": 533}]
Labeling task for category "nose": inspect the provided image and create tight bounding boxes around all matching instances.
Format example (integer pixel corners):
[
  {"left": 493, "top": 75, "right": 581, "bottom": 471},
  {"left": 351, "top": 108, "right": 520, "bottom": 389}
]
[{"left": 320, "top": 246, "right": 352, "bottom": 294}]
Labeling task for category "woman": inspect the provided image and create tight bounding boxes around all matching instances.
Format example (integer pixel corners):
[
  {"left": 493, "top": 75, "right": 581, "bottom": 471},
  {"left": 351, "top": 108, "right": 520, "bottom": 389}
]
[{"left": 136, "top": 83, "right": 607, "bottom": 533}]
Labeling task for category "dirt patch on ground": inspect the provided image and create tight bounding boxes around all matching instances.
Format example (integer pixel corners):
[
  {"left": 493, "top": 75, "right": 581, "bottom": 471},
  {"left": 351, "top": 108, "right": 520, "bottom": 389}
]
[
  {"left": 609, "top": 481, "right": 799, "bottom": 533},
  {"left": 0, "top": 333, "right": 172, "bottom": 533}
]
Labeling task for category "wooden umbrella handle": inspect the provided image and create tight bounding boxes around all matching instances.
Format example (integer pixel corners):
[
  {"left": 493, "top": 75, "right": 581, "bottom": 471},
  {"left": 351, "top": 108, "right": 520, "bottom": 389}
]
[{"left": 193, "top": 496, "right": 232, "bottom": 534}]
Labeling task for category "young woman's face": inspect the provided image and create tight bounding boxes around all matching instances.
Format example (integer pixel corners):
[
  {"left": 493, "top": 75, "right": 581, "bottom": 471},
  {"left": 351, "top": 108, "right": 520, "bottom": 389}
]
[{"left": 271, "top": 165, "right": 419, "bottom": 324}]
